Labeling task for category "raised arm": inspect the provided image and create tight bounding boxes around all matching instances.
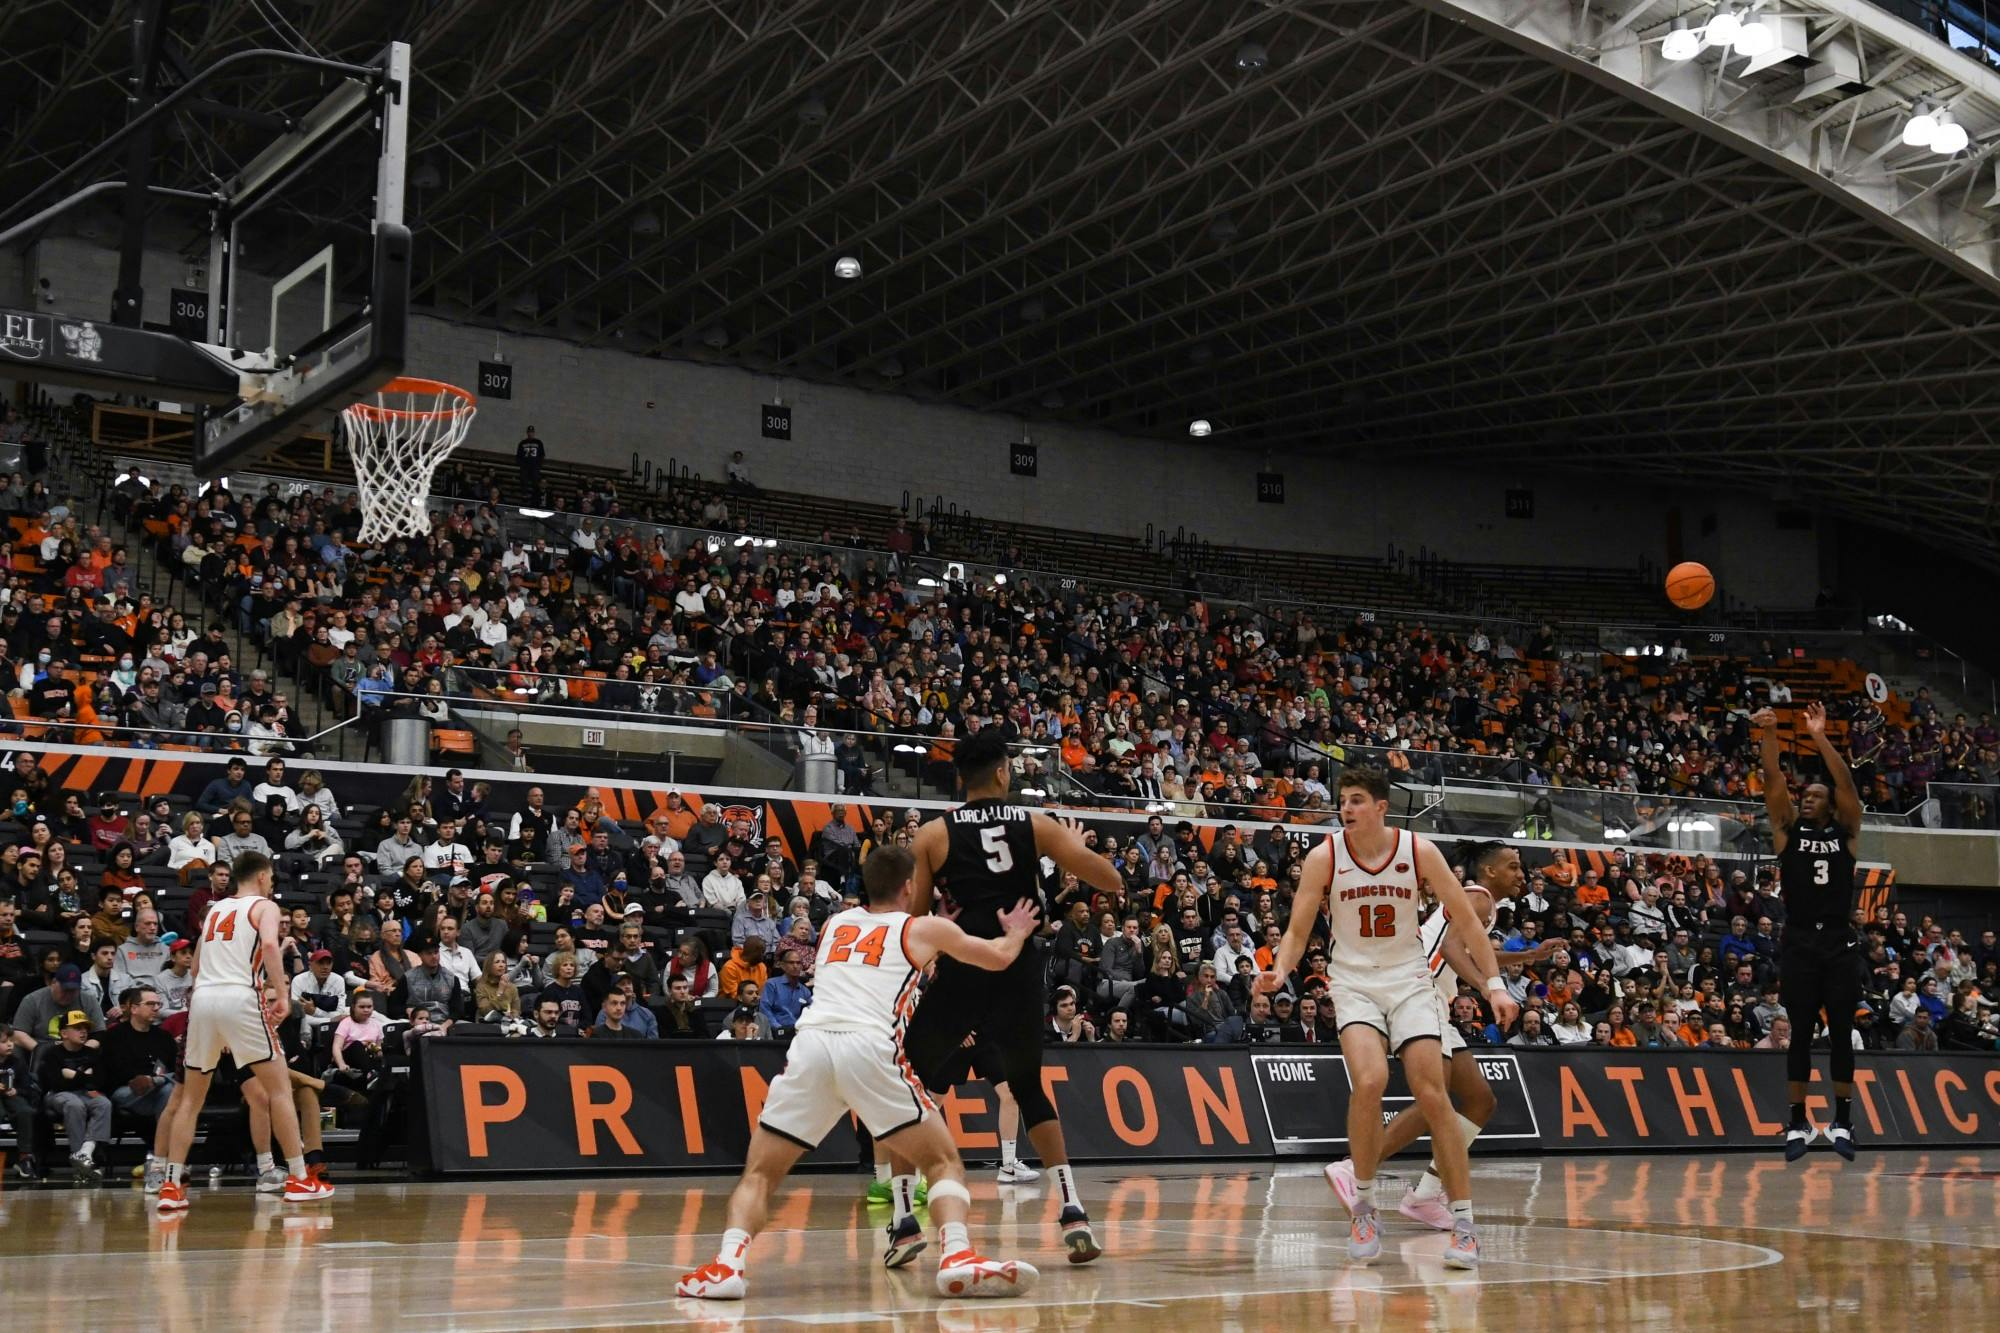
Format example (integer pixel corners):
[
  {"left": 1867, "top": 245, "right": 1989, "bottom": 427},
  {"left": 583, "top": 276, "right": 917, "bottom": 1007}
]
[
  {"left": 1419, "top": 839, "right": 1518, "bottom": 1029},
  {"left": 906, "top": 898, "right": 1040, "bottom": 972},
  {"left": 1751, "top": 707, "right": 1794, "bottom": 846},
  {"left": 1033, "top": 814, "right": 1123, "bottom": 895},
  {"left": 1257, "top": 839, "right": 1330, "bottom": 992},
  {"left": 1803, "top": 701, "right": 1863, "bottom": 841}
]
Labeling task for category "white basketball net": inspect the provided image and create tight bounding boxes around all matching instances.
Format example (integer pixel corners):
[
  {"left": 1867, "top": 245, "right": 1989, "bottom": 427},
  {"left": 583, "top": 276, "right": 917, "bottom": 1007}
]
[{"left": 340, "top": 377, "right": 477, "bottom": 542}]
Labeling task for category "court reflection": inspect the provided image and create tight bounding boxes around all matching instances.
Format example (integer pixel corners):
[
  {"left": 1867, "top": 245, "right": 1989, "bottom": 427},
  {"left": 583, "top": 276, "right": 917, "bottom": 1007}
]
[{"left": 0, "top": 1154, "right": 1992, "bottom": 1329}]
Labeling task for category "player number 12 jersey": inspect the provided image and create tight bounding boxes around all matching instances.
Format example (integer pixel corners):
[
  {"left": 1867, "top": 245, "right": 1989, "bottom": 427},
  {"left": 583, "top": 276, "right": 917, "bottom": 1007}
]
[{"left": 1326, "top": 829, "right": 1425, "bottom": 971}]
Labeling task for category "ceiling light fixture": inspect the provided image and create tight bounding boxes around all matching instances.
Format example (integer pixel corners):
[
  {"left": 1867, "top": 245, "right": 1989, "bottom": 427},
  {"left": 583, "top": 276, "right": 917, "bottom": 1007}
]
[
  {"left": 833, "top": 255, "right": 862, "bottom": 279},
  {"left": 1703, "top": 3, "right": 1741, "bottom": 49},
  {"left": 1731, "top": 4, "right": 1775, "bottom": 56},
  {"left": 1931, "top": 108, "right": 1969, "bottom": 154},
  {"left": 1188, "top": 418, "right": 1213, "bottom": 437},
  {"left": 1903, "top": 100, "right": 1939, "bottom": 147},
  {"left": 1661, "top": 18, "right": 1700, "bottom": 61}
]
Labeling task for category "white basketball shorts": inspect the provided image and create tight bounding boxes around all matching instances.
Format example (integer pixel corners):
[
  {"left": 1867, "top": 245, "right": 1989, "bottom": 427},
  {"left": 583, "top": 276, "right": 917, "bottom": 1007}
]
[
  {"left": 184, "top": 984, "right": 279, "bottom": 1073},
  {"left": 1328, "top": 962, "right": 1446, "bottom": 1052},
  {"left": 758, "top": 1027, "right": 936, "bottom": 1147}
]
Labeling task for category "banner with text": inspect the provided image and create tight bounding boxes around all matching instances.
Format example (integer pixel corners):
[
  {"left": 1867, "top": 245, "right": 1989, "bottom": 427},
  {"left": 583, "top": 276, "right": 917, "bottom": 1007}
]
[{"left": 417, "top": 1039, "right": 2000, "bottom": 1175}]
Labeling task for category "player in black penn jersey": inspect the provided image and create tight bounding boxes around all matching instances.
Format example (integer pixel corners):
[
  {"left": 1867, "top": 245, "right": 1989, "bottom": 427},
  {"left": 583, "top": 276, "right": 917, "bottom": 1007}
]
[
  {"left": 896, "top": 726, "right": 1123, "bottom": 1264},
  {"left": 1755, "top": 701, "right": 1865, "bottom": 1161}
]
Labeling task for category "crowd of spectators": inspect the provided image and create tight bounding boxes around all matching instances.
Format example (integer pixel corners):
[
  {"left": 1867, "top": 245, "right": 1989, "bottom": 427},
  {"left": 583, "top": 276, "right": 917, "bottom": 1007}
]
[
  {"left": 97, "top": 456, "right": 1986, "bottom": 826},
  {"left": 2, "top": 730, "right": 1997, "bottom": 1179}
]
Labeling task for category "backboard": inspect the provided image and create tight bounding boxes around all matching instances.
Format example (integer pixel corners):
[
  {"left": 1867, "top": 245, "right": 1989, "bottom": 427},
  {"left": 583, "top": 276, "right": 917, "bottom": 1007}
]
[{"left": 192, "top": 41, "right": 412, "bottom": 477}]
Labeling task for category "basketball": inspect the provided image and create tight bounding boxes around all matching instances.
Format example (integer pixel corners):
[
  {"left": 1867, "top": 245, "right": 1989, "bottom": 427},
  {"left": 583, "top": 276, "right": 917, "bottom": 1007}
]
[{"left": 1665, "top": 560, "right": 1715, "bottom": 610}]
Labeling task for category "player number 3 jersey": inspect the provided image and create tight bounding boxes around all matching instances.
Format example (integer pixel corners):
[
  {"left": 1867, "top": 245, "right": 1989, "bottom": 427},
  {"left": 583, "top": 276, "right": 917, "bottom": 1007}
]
[
  {"left": 1327, "top": 829, "right": 1426, "bottom": 971},
  {"left": 795, "top": 907, "right": 920, "bottom": 1035}
]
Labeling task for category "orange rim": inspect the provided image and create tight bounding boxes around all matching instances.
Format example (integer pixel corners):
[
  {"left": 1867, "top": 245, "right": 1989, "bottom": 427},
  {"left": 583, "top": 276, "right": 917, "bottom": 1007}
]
[{"left": 344, "top": 377, "right": 476, "bottom": 422}]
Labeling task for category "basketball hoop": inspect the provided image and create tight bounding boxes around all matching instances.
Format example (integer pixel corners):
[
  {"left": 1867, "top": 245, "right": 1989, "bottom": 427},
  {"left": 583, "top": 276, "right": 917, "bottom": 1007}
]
[{"left": 340, "top": 377, "right": 476, "bottom": 542}]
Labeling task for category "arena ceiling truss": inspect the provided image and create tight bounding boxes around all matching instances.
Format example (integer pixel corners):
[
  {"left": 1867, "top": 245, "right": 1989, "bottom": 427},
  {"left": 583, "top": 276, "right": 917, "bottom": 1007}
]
[{"left": 3, "top": 0, "right": 2000, "bottom": 563}]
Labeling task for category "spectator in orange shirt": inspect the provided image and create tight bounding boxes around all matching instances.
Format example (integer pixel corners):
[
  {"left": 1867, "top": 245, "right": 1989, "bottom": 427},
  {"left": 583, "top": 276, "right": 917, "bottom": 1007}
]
[
  {"left": 1574, "top": 870, "right": 1611, "bottom": 910},
  {"left": 718, "top": 936, "right": 769, "bottom": 998},
  {"left": 1606, "top": 1005, "right": 1638, "bottom": 1048}
]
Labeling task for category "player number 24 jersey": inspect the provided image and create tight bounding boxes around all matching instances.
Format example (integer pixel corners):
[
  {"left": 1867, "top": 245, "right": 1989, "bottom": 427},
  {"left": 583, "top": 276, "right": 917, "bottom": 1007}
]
[{"left": 796, "top": 906, "right": 921, "bottom": 1035}]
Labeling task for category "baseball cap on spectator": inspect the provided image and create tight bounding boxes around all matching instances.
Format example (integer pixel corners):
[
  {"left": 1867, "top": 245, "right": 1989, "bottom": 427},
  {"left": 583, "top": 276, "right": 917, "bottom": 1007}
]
[
  {"left": 622, "top": 902, "right": 644, "bottom": 918},
  {"left": 172, "top": 939, "right": 195, "bottom": 955},
  {"left": 729, "top": 1006, "right": 758, "bottom": 1027},
  {"left": 201, "top": 681, "right": 219, "bottom": 694},
  {"left": 53, "top": 963, "right": 81, "bottom": 989},
  {"left": 62, "top": 1010, "right": 91, "bottom": 1030},
  {"left": 309, "top": 948, "right": 333, "bottom": 962}
]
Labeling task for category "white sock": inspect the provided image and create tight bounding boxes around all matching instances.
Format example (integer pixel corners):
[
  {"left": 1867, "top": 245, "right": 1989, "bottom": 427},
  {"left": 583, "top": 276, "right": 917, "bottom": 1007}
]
[
  {"left": 1000, "top": 1138, "right": 1018, "bottom": 1169},
  {"left": 719, "top": 1227, "right": 752, "bottom": 1268},
  {"left": 1355, "top": 1175, "right": 1378, "bottom": 1210},
  {"left": 874, "top": 1160, "right": 892, "bottom": 1184},
  {"left": 1051, "top": 1163, "right": 1082, "bottom": 1213},
  {"left": 287, "top": 1155, "right": 307, "bottom": 1179},
  {"left": 1449, "top": 1199, "right": 1474, "bottom": 1227},
  {"left": 257, "top": 1152, "right": 276, "bottom": 1173},
  {"left": 939, "top": 1221, "right": 970, "bottom": 1256},
  {"left": 892, "top": 1173, "right": 917, "bottom": 1220},
  {"left": 165, "top": 1162, "right": 184, "bottom": 1185}
]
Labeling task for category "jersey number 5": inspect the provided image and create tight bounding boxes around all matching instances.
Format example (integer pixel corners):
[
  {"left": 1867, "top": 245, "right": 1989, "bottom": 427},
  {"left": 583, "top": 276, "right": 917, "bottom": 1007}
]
[
  {"left": 1356, "top": 905, "right": 1396, "bottom": 938},
  {"left": 204, "top": 911, "right": 235, "bottom": 942},
  {"left": 980, "top": 825, "right": 1014, "bottom": 873},
  {"left": 825, "top": 923, "right": 888, "bottom": 967}
]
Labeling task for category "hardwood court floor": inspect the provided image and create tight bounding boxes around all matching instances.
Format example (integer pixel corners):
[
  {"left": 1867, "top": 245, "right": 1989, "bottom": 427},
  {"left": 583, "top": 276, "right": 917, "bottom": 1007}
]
[{"left": 1, "top": 1152, "right": 1994, "bottom": 1330}]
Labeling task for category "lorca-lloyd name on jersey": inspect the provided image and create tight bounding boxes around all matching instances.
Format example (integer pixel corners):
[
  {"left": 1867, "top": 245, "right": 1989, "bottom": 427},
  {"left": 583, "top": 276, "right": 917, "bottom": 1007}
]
[
  {"left": 1793, "top": 838, "right": 1844, "bottom": 855},
  {"left": 1337, "top": 884, "right": 1416, "bottom": 903},
  {"left": 951, "top": 805, "right": 1029, "bottom": 823}
]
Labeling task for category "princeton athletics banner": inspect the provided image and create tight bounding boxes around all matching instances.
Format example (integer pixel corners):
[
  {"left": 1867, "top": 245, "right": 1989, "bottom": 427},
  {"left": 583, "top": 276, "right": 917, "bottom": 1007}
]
[{"left": 415, "top": 1038, "right": 2000, "bottom": 1176}]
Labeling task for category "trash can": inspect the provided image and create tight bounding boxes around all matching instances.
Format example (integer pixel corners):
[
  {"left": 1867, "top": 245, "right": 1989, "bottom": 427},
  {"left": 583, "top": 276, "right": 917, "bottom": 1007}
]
[
  {"left": 383, "top": 715, "right": 431, "bottom": 769},
  {"left": 798, "top": 751, "right": 836, "bottom": 794}
]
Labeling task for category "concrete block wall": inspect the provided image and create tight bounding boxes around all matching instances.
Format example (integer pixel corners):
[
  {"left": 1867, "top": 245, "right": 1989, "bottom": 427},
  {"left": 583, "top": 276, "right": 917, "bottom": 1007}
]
[{"left": 10, "top": 235, "right": 1821, "bottom": 604}]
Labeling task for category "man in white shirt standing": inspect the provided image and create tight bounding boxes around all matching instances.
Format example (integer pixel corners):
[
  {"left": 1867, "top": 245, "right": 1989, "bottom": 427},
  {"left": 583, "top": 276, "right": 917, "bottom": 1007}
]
[{"left": 434, "top": 917, "right": 481, "bottom": 992}]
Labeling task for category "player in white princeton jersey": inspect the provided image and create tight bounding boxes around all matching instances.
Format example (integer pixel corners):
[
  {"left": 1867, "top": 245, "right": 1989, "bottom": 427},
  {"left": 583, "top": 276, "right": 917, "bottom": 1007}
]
[
  {"left": 1328, "top": 841, "right": 1551, "bottom": 1230},
  {"left": 1259, "top": 767, "right": 1517, "bottom": 1269},
  {"left": 679, "top": 846, "right": 1042, "bottom": 1303},
  {"left": 155, "top": 851, "right": 333, "bottom": 1213}
]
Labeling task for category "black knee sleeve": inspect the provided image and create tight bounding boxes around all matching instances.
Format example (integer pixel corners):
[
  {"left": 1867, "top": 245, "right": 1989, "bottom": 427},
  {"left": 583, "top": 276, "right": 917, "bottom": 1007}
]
[
  {"left": 1786, "top": 1033, "right": 1814, "bottom": 1085},
  {"left": 1828, "top": 1033, "right": 1857, "bottom": 1085},
  {"left": 1010, "top": 1071, "right": 1057, "bottom": 1130}
]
